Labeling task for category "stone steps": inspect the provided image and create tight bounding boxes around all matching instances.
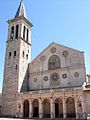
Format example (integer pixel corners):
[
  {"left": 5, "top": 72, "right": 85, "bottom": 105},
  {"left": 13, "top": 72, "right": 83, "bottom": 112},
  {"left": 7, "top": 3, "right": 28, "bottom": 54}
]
[
  {"left": 0, "top": 117, "right": 87, "bottom": 120},
  {"left": 26, "top": 118, "right": 86, "bottom": 120},
  {"left": 0, "top": 118, "right": 86, "bottom": 120}
]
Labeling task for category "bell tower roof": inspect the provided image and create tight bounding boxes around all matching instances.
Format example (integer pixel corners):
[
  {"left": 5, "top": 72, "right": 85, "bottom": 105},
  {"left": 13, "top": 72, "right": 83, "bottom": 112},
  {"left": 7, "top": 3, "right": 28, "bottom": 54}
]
[{"left": 15, "top": 0, "right": 27, "bottom": 18}]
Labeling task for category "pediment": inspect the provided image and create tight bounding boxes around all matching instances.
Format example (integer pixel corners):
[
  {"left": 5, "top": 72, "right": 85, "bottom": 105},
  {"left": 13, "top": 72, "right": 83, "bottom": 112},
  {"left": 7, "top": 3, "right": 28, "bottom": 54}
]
[{"left": 31, "top": 42, "right": 83, "bottom": 64}]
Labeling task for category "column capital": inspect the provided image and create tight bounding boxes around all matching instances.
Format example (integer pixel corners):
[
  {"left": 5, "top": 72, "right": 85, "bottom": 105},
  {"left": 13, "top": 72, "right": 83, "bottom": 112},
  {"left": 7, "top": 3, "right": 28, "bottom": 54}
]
[
  {"left": 39, "top": 98, "right": 43, "bottom": 103},
  {"left": 50, "top": 97, "right": 55, "bottom": 103},
  {"left": 29, "top": 99, "right": 33, "bottom": 103}
]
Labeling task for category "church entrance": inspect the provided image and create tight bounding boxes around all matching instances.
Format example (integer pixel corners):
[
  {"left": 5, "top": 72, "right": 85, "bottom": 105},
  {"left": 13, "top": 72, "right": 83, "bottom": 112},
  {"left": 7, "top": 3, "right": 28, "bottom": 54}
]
[
  {"left": 43, "top": 99, "right": 50, "bottom": 118},
  {"left": 23, "top": 100, "right": 29, "bottom": 118},
  {"left": 33, "top": 99, "right": 39, "bottom": 117},
  {"left": 66, "top": 97, "right": 76, "bottom": 118},
  {"left": 55, "top": 103, "right": 59, "bottom": 117},
  {"left": 55, "top": 98, "right": 63, "bottom": 118}
]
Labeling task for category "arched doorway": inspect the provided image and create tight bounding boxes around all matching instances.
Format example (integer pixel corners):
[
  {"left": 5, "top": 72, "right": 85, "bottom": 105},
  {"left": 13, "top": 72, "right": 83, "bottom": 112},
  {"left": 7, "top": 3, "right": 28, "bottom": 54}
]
[
  {"left": 66, "top": 97, "right": 76, "bottom": 118},
  {"left": 55, "top": 98, "right": 63, "bottom": 118},
  {"left": 32, "top": 99, "right": 39, "bottom": 117},
  {"left": 43, "top": 99, "right": 50, "bottom": 118},
  {"left": 23, "top": 100, "right": 29, "bottom": 118}
]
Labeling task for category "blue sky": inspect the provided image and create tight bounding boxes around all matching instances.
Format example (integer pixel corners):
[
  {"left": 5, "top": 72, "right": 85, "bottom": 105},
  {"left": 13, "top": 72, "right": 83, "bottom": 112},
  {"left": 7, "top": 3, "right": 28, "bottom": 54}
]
[{"left": 0, "top": 0, "right": 90, "bottom": 92}]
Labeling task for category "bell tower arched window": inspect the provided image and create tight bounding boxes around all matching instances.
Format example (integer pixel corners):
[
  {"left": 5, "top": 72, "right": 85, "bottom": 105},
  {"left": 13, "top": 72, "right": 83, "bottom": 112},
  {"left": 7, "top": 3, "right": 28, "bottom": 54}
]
[
  {"left": 11, "top": 26, "right": 14, "bottom": 35},
  {"left": 48, "top": 55, "right": 61, "bottom": 70},
  {"left": 10, "top": 26, "right": 14, "bottom": 40},
  {"left": 26, "top": 29, "right": 29, "bottom": 42},
  {"left": 15, "top": 25, "right": 19, "bottom": 39},
  {"left": 23, "top": 26, "right": 26, "bottom": 40}
]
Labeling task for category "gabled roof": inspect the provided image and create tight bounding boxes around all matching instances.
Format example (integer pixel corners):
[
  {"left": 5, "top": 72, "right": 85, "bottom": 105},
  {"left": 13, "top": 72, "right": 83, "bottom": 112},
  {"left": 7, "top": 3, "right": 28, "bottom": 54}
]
[
  {"left": 31, "top": 42, "right": 84, "bottom": 63},
  {"left": 15, "top": 0, "right": 27, "bottom": 18}
]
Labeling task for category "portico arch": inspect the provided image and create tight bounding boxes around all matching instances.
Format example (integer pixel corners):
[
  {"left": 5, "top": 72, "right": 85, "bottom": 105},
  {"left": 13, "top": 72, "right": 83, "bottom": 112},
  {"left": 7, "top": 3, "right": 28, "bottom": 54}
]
[
  {"left": 66, "top": 97, "right": 75, "bottom": 118},
  {"left": 32, "top": 99, "right": 39, "bottom": 117},
  {"left": 23, "top": 100, "right": 29, "bottom": 118},
  {"left": 55, "top": 98, "right": 63, "bottom": 118},
  {"left": 42, "top": 99, "right": 50, "bottom": 118}
]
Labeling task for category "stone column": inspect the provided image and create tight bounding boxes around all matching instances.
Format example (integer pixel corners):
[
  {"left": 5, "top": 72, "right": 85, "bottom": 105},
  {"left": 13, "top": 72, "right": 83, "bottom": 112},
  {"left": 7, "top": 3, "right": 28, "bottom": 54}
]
[
  {"left": 39, "top": 99, "right": 43, "bottom": 118},
  {"left": 50, "top": 99, "right": 55, "bottom": 119},
  {"left": 19, "top": 23, "right": 22, "bottom": 38},
  {"left": 21, "top": 24, "right": 23, "bottom": 38},
  {"left": 82, "top": 96, "right": 87, "bottom": 119},
  {"left": 28, "top": 29, "right": 30, "bottom": 42},
  {"left": 20, "top": 102, "right": 23, "bottom": 118},
  {"left": 16, "top": 101, "right": 23, "bottom": 118},
  {"left": 75, "top": 99, "right": 79, "bottom": 119},
  {"left": 29, "top": 100, "right": 33, "bottom": 118},
  {"left": 63, "top": 98, "right": 67, "bottom": 119}
]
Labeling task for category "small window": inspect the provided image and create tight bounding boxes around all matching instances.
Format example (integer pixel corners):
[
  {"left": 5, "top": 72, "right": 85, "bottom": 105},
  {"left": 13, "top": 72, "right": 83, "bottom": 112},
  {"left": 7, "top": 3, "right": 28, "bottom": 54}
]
[
  {"left": 15, "top": 64, "right": 17, "bottom": 70},
  {"left": 14, "top": 51, "right": 16, "bottom": 57},
  {"left": 34, "top": 78, "right": 37, "bottom": 82},
  {"left": 15, "top": 25, "right": 19, "bottom": 39},
  {"left": 62, "top": 74, "right": 67, "bottom": 79},
  {"left": 44, "top": 76, "right": 48, "bottom": 81},
  {"left": 74, "top": 72, "right": 79, "bottom": 77},
  {"left": 9, "top": 52, "right": 11, "bottom": 58},
  {"left": 23, "top": 51, "right": 24, "bottom": 58},
  {"left": 26, "top": 54, "right": 28, "bottom": 59}
]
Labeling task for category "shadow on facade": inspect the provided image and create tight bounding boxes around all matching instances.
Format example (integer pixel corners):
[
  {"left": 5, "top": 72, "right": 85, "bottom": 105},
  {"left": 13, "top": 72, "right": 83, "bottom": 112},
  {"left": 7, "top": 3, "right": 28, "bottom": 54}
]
[{"left": 20, "top": 66, "right": 29, "bottom": 92}]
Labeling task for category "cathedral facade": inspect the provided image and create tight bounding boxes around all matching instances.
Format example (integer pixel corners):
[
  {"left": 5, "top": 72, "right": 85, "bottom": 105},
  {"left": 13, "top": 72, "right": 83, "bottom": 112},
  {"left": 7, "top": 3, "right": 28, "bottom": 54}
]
[{"left": 0, "top": 0, "right": 90, "bottom": 119}]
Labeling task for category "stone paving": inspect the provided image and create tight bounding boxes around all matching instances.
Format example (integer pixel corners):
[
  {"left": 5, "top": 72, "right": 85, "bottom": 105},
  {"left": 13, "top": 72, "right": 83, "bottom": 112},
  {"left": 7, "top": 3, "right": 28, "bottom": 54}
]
[
  {"left": 0, "top": 118, "right": 39, "bottom": 120},
  {"left": 0, "top": 118, "right": 87, "bottom": 120}
]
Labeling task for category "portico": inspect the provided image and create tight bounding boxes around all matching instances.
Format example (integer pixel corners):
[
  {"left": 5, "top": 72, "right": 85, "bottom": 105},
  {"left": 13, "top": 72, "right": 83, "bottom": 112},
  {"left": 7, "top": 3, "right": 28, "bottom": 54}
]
[{"left": 17, "top": 88, "right": 86, "bottom": 119}]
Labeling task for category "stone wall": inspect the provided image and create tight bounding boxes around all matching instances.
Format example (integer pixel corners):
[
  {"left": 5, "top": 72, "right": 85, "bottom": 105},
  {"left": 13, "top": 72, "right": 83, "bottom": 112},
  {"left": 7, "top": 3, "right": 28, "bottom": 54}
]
[{"left": 29, "top": 42, "right": 86, "bottom": 90}]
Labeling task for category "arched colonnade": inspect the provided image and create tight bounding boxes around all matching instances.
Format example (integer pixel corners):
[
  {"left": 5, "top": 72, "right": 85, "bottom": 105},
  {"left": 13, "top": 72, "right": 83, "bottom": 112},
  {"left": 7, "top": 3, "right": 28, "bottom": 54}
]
[{"left": 18, "top": 97, "right": 85, "bottom": 119}]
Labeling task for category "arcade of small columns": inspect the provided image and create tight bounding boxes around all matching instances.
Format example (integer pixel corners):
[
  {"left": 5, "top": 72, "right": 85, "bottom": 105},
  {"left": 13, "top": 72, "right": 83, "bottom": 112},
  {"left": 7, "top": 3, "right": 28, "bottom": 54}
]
[{"left": 17, "top": 90, "right": 86, "bottom": 119}]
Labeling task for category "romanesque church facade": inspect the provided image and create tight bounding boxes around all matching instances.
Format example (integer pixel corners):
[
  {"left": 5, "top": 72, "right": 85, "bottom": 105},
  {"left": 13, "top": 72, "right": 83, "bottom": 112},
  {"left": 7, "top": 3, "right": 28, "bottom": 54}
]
[{"left": 0, "top": 0, "right": 90, "bottom": 119}]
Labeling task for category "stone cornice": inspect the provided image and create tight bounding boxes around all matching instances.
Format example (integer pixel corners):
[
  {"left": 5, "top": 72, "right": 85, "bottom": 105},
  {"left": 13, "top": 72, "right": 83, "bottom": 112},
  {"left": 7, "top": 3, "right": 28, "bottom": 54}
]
[{"left": 7, "top": 16, "right": 33, "bottom": 27}]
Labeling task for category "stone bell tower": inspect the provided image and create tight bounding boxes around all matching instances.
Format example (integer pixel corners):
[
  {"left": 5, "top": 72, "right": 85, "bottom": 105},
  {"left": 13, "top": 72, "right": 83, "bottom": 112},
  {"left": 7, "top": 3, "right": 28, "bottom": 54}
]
[{"left": 2, "top": 0, "right": 33, "bottom": 116}]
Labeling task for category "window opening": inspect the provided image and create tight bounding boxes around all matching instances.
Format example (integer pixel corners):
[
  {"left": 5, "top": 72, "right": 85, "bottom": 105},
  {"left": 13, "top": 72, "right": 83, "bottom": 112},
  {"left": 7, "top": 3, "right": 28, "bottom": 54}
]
[
  {"left": 14, "top": 51, "right": 16, "bottom": 57},
  {"left": 10, "top": 26, "right": 14, "bottom": 39},
  {"left": 9, "top": 52, "right": 11, "bottom": 58},
  {"left": 26, "top": 29, "right": 29, "bottom": 42},
  {"left": 26, "top": 54, "right": 28, "bottom": 59},
  {"left": 15, "top": 25, "right": 19, "bottom": 39},
  {"left": 23, "top": 26, "right": 26, "bottom": 40},
  {"left": 23, "top": 51, "right": 24, "bottom": 58}
]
